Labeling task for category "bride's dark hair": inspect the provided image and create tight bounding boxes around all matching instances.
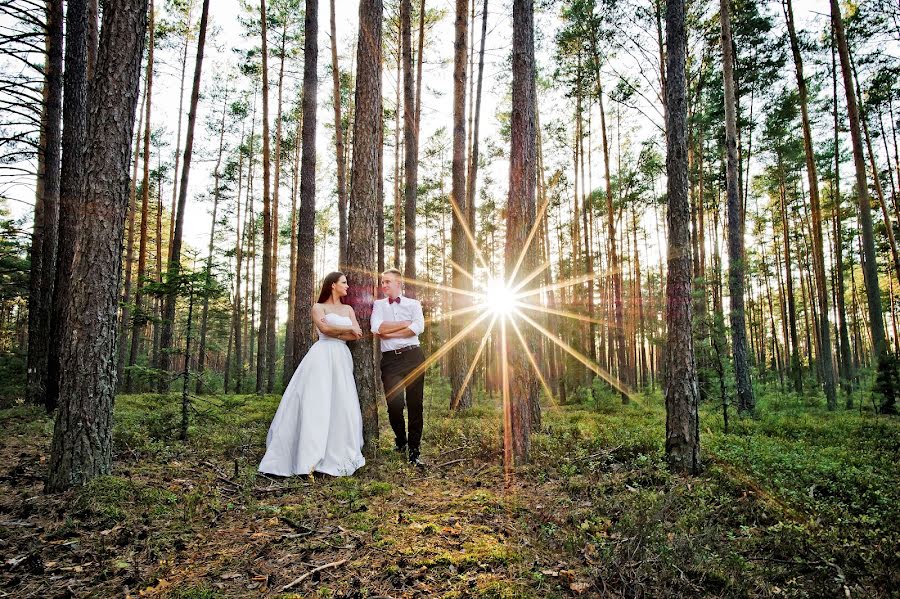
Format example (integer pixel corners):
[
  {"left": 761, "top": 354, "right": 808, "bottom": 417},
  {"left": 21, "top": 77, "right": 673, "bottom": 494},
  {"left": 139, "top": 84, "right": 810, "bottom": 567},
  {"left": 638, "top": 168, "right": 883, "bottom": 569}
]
[{"left": 316, "top": 271, "right": 346, "bottom": 304}]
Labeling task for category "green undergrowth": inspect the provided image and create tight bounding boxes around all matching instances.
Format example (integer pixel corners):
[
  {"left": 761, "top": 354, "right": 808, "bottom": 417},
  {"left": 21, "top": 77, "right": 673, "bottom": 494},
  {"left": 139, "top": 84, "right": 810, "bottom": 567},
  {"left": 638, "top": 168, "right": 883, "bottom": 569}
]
[{"left": 0, "top": 377, "right": 897, "bottom": 597}]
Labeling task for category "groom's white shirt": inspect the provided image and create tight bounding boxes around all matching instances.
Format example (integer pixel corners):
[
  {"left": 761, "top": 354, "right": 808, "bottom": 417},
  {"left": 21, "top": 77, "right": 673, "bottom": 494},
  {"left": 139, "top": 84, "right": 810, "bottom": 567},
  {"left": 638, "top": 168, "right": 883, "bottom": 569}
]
[{"left": 370, "top": 295, "right": 425, "bottom": 351}]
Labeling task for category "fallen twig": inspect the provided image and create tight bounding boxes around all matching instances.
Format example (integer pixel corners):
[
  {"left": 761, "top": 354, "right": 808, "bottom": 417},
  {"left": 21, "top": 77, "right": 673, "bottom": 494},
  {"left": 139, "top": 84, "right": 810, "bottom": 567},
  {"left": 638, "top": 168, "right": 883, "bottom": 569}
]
[
  {"left": 434, "top": 457, "right": 469, "bottom": 469},
  {"left": 281, "top": 558, "right": 348, "bottom": 590}
]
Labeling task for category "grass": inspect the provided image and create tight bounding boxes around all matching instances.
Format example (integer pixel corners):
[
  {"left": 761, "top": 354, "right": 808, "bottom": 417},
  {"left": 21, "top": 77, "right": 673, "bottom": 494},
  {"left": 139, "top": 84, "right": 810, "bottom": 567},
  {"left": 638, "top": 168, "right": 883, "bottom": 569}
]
[{"left": 0, "top": 376, "right": 897, "bottom": 597}]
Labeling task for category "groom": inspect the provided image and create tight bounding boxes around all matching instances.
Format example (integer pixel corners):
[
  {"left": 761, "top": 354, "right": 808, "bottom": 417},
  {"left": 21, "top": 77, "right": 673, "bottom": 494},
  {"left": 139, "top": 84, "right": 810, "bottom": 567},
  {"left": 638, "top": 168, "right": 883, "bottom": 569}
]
[{"left": 370, "top": 268, "right": 426, "bottom": 466}]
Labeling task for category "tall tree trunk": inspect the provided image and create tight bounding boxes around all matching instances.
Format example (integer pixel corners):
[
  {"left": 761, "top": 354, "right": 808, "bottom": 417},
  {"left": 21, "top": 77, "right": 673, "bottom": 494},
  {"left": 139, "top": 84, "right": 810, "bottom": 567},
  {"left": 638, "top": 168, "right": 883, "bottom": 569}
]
[
  {"left": 157, "top": 0, "right": 210, "bottom": 391},
  {"left": 831, "top": 26, "right": 853, "bottom": 398},
  {"left": 47, "top": 0, "right": 147, "bottom": 491},
  {"left": 197, "top": 91, "right": 228, "bottom": 394},
  {"left": 664, "top": 0, "right": 700, "bottom": 475},
  {"left": 829, "top": 0, "right": 887, "bottom": 373},
  {"left": 449, "top": 0, "right": 472, "bottom": 409},
  {"left": 126, "top": 0, "right": 155, "bottom": 393},
  {"left": 402, "top": 0, "right": 422, "bottom": 297},
  {"left": 393, "top": 27, "right": 402, "bottom": 269},
  {"left": 783, "top": 0, "right": 837, "bottom": 408},
  {"left": 256, "top": 0, "right": 273, "bottom": 394},
  {"left": 26, "top": 0, "right": 63, "bottom": 407},
  {"left": 47, "top": 0, "right": 91, "bottom": 411},
  {"left": 116, "top": 80, "right": 144, "bottom": 389},
  {"left": 291, "top": 0, "right": 319, "bottom": 375},
  {"left": 505, "top": 0, "right": 537, "bottom": 468},
  {"left": 721, "top": 0, "right": 754, "bottom": 413},
  {"left": 346, "top": 0, "right": 383, "bottom": 455},
  {"left": 230, "top": 125, "right": 246, "bottom": 393},
  {"left": 330, "top": 0, "right": 348, "bottom": 267},
  {"left": 283, "top": 111, "right": 301, "bottom": 385},
  {"left": 168, "top": 2, "right": 194, "bottom": 255},
  {"left": 779, "top": 164, "right": 802, "bottom": 393},
  {"left": 266, "top": 25, "right": 287, "bottom": 393}
]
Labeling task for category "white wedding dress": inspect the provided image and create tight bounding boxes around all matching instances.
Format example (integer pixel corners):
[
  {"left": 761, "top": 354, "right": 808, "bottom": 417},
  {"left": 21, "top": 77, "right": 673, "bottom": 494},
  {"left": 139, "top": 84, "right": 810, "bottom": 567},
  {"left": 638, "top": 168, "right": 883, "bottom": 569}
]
[{"left": 258, "top": 312, "right": 366, "bottom": 477}]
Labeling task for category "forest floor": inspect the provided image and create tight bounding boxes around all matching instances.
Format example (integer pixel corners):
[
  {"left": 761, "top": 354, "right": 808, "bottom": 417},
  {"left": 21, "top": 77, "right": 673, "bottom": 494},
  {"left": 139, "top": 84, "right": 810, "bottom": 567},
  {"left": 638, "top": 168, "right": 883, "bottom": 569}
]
[{"left": 1, "top": 379, "right": 898, "bottom": 598}]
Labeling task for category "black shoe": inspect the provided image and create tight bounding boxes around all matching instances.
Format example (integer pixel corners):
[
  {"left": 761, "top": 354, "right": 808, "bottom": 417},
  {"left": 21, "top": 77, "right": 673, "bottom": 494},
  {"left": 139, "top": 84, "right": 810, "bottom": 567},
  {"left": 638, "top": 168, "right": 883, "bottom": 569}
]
[
  {"left": 408, "top": 451, "right": 425, "bottom": 468},
  {"left": 395, "top": 444, "right": 408, "bottom": 458}
]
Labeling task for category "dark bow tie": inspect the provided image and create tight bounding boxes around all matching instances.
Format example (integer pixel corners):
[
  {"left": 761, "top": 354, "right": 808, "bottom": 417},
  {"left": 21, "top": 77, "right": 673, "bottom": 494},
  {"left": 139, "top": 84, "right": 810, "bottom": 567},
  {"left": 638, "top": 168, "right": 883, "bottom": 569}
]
[{"left": 388, "top": 296, "right": 401, "bottom": 305}]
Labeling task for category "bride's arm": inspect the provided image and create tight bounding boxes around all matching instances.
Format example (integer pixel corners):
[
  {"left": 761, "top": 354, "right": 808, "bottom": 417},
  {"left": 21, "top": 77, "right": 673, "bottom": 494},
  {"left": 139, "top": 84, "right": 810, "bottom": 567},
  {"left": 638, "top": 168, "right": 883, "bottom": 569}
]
[{"left": 312, "top": 304, "right": 355, "bottom": 337}]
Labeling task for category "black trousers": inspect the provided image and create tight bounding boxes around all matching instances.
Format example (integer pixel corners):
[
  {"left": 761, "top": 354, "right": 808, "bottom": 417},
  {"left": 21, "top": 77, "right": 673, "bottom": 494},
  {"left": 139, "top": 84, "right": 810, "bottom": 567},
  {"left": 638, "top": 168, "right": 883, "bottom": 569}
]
[{"left": 380, "top": 346, "right": 425, "bottom": 452}]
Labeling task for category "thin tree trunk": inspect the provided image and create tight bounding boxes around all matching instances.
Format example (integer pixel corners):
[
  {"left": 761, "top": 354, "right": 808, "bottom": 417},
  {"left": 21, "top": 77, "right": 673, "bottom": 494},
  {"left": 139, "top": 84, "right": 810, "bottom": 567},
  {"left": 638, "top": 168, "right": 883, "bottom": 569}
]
[
  {"left": 784, "top": 0, "right": 836, "bottom": 408},
  {"left": 256, "top": 0, "right": 273, "bottom": 394},
  {"left": 402, "top": 0, "right": 423, "bottom": 297},
  {"left": 831, "top": 25, "right": 852, "bottom": 397},
  {"left": 230, "top": 123, "right": 246, "bottom": 394},
  {"left": 126, "top": 0, "right": 155, "bottom": 392},
  {"left": 196, "top": 90, "right": 228, "bottom": 394},
  {"left": 283, "top": 110, "right": 301, "bottom": 385},
  {"left": 158, "top": 0, "right": 210, "bottom": 391},
  {"left": 591, "top": 54, "right": 626, "bottom": 401},
  {"left": 721, "top": 0, "right": 754, "bottom": 413},
  {"left": 26, "top": 0, "right": 63, "bottom": 407},
  {"left": 169, "top": 2, "right": 194, "bottom": 254},
  {"left": 830, "top": 0, "right": 887, "bottom": 371},
  {"left": 393, "top": 25, "right": 402, "bottom": 269},
  {"left": 117, "top": 81, "right": 145, "bottom": 389},
  {"left": 267, "top": 24, "right": 288, "bottom": 393},
  {"left": 330, "top": 0, "right": 348, "bottom": 267}
]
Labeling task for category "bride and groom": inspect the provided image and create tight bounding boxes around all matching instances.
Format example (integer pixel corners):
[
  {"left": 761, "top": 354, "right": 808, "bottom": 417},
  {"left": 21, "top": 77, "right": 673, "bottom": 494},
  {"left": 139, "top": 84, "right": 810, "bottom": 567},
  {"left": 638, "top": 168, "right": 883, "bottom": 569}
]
[{"left": 257, "top": 268, "right": 427, "bottom": 477}]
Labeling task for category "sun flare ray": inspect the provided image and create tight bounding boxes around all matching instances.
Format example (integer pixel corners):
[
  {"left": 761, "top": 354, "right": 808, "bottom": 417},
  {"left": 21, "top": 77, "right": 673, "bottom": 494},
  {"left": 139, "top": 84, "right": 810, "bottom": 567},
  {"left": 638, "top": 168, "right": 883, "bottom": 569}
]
[
  {"left": 507, "top": 184, "right": 555, "bottom": 285},
  {"left": 383, "top": 309, "right": 493, "bottom": 401},
  {"left": 451, "top": 314, "right": 498, "bottom": 410},
  {"left": 513, "top": 301, "right": 608, "bottom": 326},
  {"left": 508, "top": 316, "right": 556, "bottom": 406},
  {"left": 514, "top": 309, "right": 636, "bottom": 402},
  {"left": 447, "top": 191, "right": 491, "bottom": 273},
  {"left": 513, "top": 271, "right": 603, "bottom": 301}
]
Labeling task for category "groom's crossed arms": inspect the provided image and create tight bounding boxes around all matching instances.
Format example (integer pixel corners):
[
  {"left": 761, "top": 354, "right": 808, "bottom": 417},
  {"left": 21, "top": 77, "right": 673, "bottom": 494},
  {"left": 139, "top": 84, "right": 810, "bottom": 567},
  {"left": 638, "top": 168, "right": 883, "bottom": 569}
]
[{"left": 370, "top": 298, "right": 425, "bottom": 340}]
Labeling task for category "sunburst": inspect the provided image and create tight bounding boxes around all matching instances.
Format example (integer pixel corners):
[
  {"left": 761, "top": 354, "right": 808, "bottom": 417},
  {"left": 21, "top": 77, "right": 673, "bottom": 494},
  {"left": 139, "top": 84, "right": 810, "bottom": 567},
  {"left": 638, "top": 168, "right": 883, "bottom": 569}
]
[{"left": 352, "top": 179, "right": 636, "bottom": 477}]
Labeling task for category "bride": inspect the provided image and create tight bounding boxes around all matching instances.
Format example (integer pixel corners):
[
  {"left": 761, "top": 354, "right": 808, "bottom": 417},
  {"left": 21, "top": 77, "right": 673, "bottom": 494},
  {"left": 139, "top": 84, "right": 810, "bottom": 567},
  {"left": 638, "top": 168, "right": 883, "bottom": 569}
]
[{"left": 258, "top": 272, "right": 366, "bottom": 477}]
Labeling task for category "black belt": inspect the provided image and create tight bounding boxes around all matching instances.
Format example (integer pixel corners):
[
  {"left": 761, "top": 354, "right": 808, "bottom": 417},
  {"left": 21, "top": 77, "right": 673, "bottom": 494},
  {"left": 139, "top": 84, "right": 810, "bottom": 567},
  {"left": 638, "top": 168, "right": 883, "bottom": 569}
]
[{"left": 383, "top": 345, "right": 419, "bottom": 356}]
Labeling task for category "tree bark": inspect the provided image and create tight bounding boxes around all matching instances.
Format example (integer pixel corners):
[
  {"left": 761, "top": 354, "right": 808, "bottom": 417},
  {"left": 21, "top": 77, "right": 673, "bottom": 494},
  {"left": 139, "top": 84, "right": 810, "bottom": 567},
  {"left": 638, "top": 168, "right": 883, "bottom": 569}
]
[
  {"left": 504, "top": 0, "right": 537, "bottom": 468},
  {"left": 26, "top": 0, "right": 63, "bottom": 407},
  {"left": 664, "top": 0, "right": 700, "bottom": 475},
  {"left": 47, "top": 0, "right": 147, "bottom": 491},
  {"left": 449, "top": 0, "right": 472, "bottom": 409},
  {"left": 346, "top": 0, "right": 383, "bottom": 455},
  {"left": 720, "top": 0, "right": 754, "bottom": 413},
  {"left": 291, "top": 0, "right": 319, "bottom": 375},
  {"left": 48, "top": 0, "right": 91, "bottom": 411}
]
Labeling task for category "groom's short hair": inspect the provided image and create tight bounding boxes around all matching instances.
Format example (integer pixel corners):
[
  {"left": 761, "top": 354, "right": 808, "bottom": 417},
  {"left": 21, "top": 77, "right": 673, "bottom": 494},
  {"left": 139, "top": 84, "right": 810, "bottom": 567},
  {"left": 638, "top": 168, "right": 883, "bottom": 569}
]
[{"left": 381, "top": 268, "right": 402, "bottom": 278}]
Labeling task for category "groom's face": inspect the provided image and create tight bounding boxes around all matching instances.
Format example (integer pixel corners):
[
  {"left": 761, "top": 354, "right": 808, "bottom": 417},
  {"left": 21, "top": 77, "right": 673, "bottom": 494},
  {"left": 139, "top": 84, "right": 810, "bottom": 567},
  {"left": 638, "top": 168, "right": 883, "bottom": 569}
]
[{"left": 381, "top": 273, "right": 402, "bottom": 299}]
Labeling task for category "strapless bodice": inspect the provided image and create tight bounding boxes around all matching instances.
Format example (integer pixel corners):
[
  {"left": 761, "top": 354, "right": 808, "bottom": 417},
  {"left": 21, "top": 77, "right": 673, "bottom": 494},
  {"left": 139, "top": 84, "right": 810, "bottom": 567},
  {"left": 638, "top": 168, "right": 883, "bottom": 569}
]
[{"left": 319, "top": 312, "right": 352, "bottom": 341}]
